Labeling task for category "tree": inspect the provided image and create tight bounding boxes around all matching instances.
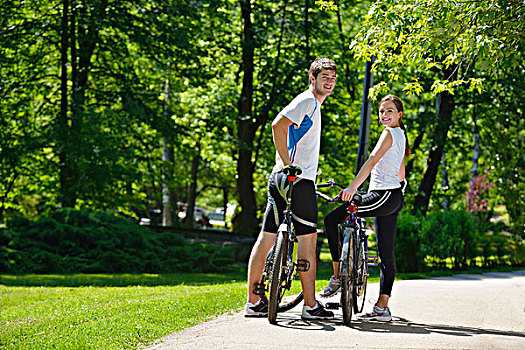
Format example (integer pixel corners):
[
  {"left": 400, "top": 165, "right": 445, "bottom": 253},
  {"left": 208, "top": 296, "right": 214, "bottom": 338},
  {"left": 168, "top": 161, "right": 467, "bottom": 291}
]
[{"left": 350, "top": 0, "right": 525, "bottom": 215}]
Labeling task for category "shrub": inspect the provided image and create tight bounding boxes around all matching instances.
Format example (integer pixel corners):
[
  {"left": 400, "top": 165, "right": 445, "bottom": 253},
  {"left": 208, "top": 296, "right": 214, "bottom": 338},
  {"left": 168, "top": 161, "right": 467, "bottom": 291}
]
[
  {"left": 394, "top": 212, "right": 426, "bottom": 272},
  {"left": 0, "top": 208, "right": 241, "bottom": 274},
  {"left": 420, "top": 209, "right": 477, "bottom": 270}
]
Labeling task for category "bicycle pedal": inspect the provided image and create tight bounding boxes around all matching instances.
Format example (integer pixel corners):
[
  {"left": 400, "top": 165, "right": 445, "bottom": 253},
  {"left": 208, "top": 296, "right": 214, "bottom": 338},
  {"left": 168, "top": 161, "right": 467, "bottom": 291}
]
[
  {"left": 252, "top": 282, "right": 266, "bottom": 296},
  {"left": 295, "top": 259, "right": 310, "bottom": 272},
  {"left": 368, "top": 255, "right": 379, "bottom": 266},
  {"left": 325, "top": 302, "right": 340, "bottom": 310}
]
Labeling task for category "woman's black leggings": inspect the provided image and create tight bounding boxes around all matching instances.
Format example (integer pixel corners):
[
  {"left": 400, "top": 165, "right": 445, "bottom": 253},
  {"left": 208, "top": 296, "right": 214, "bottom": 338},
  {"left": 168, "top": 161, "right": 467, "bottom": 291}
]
[{"left": 324, "top": 188, "right": 404, "bottom": 296}]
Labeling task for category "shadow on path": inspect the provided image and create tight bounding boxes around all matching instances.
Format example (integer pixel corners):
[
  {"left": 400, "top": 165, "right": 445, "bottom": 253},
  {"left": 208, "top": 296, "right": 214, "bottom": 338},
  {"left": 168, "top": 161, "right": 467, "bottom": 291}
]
[
  {"left": 351, "top": 317, "right": 525, "bottom": 338},
  {"left": 269, "top": 315, "right": 525, "bottom": 339}
]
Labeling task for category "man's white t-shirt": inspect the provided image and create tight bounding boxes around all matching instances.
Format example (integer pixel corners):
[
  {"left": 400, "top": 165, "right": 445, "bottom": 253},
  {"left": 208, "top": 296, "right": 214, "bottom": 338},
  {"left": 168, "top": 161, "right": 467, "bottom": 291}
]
[{"left": 272, "top": 90, "right": 321, "bottom": 182}]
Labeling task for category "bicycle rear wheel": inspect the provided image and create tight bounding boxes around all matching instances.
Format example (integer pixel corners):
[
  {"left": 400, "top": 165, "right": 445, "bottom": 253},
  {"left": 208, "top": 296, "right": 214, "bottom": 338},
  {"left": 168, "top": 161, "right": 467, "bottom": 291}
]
[
  {"left": 340, "top": 230, "right": 355, "bottom": 326},
  {"left": 353, "top": 233, "right": 367, "bottom": 314},
  {"left": 278, "top": 291, "right": 303, "bottom": 312},
  {"left": 268, "top": 230, "right": 288, "bottom": 324}
]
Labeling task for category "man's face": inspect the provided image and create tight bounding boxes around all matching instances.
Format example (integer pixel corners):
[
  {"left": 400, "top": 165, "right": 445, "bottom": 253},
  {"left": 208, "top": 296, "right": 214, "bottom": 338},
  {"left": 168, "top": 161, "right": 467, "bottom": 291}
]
[{"left": 312, "top": 69, "right": 336, "bottom": 96}]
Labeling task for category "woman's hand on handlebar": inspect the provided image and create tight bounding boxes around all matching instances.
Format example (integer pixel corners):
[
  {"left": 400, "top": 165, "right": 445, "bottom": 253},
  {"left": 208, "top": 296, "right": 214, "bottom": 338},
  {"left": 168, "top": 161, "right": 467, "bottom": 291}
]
[{"left": 338, "top": 187, "right": 356, "bottom": 202}]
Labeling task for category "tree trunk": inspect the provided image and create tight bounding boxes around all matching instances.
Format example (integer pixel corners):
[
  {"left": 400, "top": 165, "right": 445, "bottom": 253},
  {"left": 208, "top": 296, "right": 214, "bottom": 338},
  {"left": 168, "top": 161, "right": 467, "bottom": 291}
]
[
  {"left": 223, "top": 186, "right": 229, "bottom": 229},
  {"left": 58, "top": 0, "right": 106, "bottom": 207},
  {"left": 405, "top": 129, "right": 425, "bottom": 181},
  {"left": 441, "top": 152, "right": 450, "bottom": 211},
  {"left": 413, "top": 91, "right": 455, "bottom": 215},
  {"left": 305, "top": 0, "right": 310, "bottom": 62},
  {"left": 470, "top": 106, "right": 480, "bottom": 184},
  {"left": 335, "top": 2, "right": 356, "bottom": 99},
  {"left": 162, "top": 63, "right": 175, "bottom": 227},
  {"left": 162, "top": 139, "right": 175, "bottom": 227},
  {"left": 236, "top": 0, "right": 258, "bottom": 235},
  {"left": 58, "top": 0, "right": 75, "bottom": 207},
  {"left": 184, "top": 141, "right": 201, "bottom": 227}
]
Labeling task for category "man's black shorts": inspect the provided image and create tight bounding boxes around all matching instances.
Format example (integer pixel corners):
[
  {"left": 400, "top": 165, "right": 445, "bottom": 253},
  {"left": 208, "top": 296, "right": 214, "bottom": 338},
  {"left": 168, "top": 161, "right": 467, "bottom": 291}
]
[{"left": 261, "top": 171, "right": 318, "bottom": 236}]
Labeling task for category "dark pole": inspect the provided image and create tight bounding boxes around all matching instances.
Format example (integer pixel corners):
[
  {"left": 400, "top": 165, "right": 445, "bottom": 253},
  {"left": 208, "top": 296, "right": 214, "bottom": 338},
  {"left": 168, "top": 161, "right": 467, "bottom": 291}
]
[{"left": 356, "top": 57, "right": 374, "bottom": 174}]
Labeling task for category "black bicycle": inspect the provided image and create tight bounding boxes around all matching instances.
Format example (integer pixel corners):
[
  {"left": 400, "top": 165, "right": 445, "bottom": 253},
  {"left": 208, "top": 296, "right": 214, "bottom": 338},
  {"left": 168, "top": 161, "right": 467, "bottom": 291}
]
[
  {"left": 253, "top": 165, "right": 306, "bottom": 324},
  {"left": 316, "top": 179, "right": 378, "bottom": 325}
]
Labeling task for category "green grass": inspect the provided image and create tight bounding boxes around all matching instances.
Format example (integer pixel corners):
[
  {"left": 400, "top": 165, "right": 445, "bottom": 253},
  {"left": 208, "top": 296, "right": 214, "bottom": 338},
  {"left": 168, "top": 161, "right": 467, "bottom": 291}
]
[
  {"left": 0, "top": 272, "right": 249, "bottom": 350},
  {"left": 2, "top": 264, "right": 523, "bottom": 349},
  {"left": 0, "top": 266, "right": 342, "bottom": 350}
]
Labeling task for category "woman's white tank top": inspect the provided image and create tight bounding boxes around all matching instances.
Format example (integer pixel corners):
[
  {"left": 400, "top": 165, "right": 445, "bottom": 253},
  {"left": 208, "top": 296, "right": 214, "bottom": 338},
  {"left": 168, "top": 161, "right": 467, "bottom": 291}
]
[{"left": 369, "top": 127, "right": 405, "bottom": 191}]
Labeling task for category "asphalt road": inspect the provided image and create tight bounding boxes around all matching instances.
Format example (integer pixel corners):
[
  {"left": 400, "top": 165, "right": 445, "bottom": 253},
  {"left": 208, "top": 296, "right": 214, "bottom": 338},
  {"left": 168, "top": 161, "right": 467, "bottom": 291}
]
[{"left": 145, "top": 271, "right": 525, "bottom": 350}]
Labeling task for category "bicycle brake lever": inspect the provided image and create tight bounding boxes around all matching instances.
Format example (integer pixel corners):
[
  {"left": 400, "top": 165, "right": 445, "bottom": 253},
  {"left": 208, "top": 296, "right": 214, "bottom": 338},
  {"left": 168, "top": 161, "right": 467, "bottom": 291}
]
[{"left": 333, "top": 195, "right": 343, "bottom": 203}]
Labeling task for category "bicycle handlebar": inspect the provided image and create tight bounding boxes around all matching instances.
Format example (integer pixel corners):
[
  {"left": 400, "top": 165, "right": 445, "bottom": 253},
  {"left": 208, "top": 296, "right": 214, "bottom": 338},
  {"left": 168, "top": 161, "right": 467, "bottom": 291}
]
[
  {"left": 315, "top": 191, "right": 340, "bottom": 203},
  {"left": 315, "top": 179, "right": 363, "bottom": 205},
  {"left": 315, "top": 179, "right": 345, "bottom": 190}
]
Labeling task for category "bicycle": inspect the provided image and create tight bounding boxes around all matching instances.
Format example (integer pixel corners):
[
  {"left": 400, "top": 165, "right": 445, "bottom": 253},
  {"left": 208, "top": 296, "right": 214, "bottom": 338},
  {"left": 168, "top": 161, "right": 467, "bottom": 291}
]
[
  {"left": 316, "top": 179, "right": 379, "bottom": 325},
  {"left": 252, "top": 165, "right": 307, "bottom": 324}
]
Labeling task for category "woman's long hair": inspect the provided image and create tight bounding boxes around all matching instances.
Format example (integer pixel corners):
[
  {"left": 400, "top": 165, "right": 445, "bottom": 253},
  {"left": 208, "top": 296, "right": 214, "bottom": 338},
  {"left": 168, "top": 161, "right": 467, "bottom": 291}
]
[{"left": 380, "top": 95, "right": 411, "bottom": 157}]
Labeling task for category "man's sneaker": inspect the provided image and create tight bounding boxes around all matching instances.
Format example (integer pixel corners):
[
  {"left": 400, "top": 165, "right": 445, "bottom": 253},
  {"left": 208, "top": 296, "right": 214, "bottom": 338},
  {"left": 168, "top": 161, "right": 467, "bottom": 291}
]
[
  {"left": 358, "top": 305, "right": 392, "bottom": 322},
  {"left": 301, "top": 301, "right": 334, "bottom": 320},
  {"left": 244, "top": 299, "right": 268, "bottom": 317},
  {"left": 320, "top": 275, "right": 341, "bottom": 298}
]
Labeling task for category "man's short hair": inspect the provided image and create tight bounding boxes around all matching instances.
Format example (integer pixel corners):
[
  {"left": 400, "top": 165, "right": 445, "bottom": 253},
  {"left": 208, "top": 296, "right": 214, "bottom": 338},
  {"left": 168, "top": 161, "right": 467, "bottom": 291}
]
[{"left": 309, "top": 58, "right": 337, "bottom": 79}]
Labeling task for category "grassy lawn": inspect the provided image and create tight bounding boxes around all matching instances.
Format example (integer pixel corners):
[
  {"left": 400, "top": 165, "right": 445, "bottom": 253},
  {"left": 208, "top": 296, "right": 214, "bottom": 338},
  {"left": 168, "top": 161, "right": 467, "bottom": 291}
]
[
  {"left": 1, "top": 257, "right": 522, "bottom": 349},
  {"left": 1, "top": 272, "right": 250, "bottom": 350}
]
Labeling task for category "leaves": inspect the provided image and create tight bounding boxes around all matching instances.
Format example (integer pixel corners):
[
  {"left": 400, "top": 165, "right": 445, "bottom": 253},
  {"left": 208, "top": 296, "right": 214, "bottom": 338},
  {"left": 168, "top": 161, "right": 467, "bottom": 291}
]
[{"left": 350, "top": 0, "right": 525, "bottom": 95}]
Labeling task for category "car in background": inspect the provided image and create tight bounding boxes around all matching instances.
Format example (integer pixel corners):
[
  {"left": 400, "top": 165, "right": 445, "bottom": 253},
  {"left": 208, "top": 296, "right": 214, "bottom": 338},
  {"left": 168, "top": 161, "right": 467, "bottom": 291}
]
[{"left": 207, "top": 211, "right": 226, "bottom": 228}]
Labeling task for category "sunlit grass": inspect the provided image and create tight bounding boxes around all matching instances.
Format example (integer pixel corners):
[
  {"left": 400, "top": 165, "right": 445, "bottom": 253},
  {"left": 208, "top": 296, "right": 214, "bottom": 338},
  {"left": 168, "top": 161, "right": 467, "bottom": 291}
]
[
  {"left": 1, "top": 259, "right": 521, "bottom": 349},
  {"left": 0, "top": 269, "right": 342, "bottom": 350},
  {"left": 1, "top": 273, "right": 248, "bottom": 350}
]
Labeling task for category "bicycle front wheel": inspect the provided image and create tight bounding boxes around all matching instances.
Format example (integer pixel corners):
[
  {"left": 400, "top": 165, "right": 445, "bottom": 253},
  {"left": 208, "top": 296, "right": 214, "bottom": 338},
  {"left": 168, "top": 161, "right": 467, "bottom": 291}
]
[
  {"left": 268, "top": 230, "right": 288, "bottom": 324},
  {"left": 353, "top": 233, "right": 367, "bottom": 314},
  {"left": 340, "top": 231, "right": 355, "bottom": 326}
]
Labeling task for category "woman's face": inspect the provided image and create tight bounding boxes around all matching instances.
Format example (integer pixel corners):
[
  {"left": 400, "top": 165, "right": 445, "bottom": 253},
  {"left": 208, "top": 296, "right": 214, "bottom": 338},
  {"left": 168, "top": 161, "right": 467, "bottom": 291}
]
[{"left": 378, "top": 100, "right": 403, "bottom": 127}]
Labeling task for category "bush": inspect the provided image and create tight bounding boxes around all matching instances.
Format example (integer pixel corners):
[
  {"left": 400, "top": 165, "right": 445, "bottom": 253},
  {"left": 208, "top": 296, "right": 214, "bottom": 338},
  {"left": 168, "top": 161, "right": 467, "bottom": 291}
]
[
  {"left": 0, "top": 208, "right": 240, "bottom": 274},
  {"left": 394, "top": 212, "right": 426, "bottom": 272},
  {"left": 420, "top": 209, "right": 477, "bottom": 269},
  {"left": 393, "top": 209, "right": 504, "bottom": 272}
]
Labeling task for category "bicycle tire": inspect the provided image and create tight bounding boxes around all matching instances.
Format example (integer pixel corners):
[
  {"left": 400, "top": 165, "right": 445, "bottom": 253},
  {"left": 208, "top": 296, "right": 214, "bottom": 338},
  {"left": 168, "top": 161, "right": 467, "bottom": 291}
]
[
  {"left": 341, "top": 230, "right": 354, "bottom": 326},
  {"left": 278, "top": 291, "right": 303, "bottom": 312},
  {"left": 268, "top": 230, "right": 288, "bottom": 324},
  {"left": 353, "top": 234, "right": 367, "bottom": 314}
]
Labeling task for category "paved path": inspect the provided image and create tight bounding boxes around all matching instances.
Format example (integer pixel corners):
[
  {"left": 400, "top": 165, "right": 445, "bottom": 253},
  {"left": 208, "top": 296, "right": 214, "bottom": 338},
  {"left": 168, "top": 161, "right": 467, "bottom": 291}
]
[{"left": 145, "top": 271, "right": 525, "bottom": 349}]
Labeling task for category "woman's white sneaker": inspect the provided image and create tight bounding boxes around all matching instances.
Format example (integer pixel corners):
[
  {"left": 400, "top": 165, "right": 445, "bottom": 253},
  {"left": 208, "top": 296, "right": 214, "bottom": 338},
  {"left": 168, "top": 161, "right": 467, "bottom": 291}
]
[
  {"left": 320, "top": 275, "right": 341, "bottom": 298},
  {"left": 358, "top": 305, "right": 392, "bottom": 322}
]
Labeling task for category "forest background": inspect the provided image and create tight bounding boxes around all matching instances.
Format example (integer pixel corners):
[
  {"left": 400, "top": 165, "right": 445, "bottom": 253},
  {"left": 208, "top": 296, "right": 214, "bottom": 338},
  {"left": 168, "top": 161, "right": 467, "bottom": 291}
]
[{"left": 1, "top": 0, "right": 523, "bottom": 273}]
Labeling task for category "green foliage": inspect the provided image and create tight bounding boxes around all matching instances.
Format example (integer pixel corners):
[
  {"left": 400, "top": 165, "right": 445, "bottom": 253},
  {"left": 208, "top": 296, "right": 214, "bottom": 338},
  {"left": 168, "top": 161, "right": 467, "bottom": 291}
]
[
  {"left": 394, "top": 208, "right": 520, "bottom": 272},
  {"left": 420, "top": 209, "right": 477, "bottom": 269},
  {"left": 0, "top": 0, "right": 521, "bottom": 265},
  {"left": 394, "top": 212, "right": 426, "bottom": 272},
  {"left": 351, "top": 0, "right": 525, "bottom": 95},
  {"left": 0, "top": 208, "right": 238, "bottom": 274}
]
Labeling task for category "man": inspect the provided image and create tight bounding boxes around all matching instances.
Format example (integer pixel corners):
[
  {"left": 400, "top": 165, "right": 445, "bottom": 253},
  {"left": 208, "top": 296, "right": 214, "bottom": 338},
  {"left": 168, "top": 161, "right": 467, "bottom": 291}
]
[{"left": 245, "top": 58, "right": 337, "bottom": 320}]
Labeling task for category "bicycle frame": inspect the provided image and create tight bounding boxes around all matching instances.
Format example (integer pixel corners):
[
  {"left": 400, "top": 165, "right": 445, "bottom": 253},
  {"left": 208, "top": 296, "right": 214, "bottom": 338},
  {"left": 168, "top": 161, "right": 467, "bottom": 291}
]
[
  {"left": 265, "top": 167, "right": 306, "bottom": 324},
  {"left": 316, "top": 179, "right": 376, "bottom": 325}
]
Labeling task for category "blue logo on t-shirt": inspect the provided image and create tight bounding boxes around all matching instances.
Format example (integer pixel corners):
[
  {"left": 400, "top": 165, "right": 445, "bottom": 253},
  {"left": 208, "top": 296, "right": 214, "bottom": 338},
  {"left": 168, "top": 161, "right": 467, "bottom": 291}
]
[{"left": 288, "top": 113, "right": 313, "bottom": 162}]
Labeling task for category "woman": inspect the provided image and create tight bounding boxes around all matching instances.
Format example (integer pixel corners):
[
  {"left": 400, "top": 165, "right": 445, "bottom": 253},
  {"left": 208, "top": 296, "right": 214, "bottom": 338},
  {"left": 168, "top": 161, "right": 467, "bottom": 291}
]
[{"left": 321, "top": 94, "right": 410, "bottom": 322}]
